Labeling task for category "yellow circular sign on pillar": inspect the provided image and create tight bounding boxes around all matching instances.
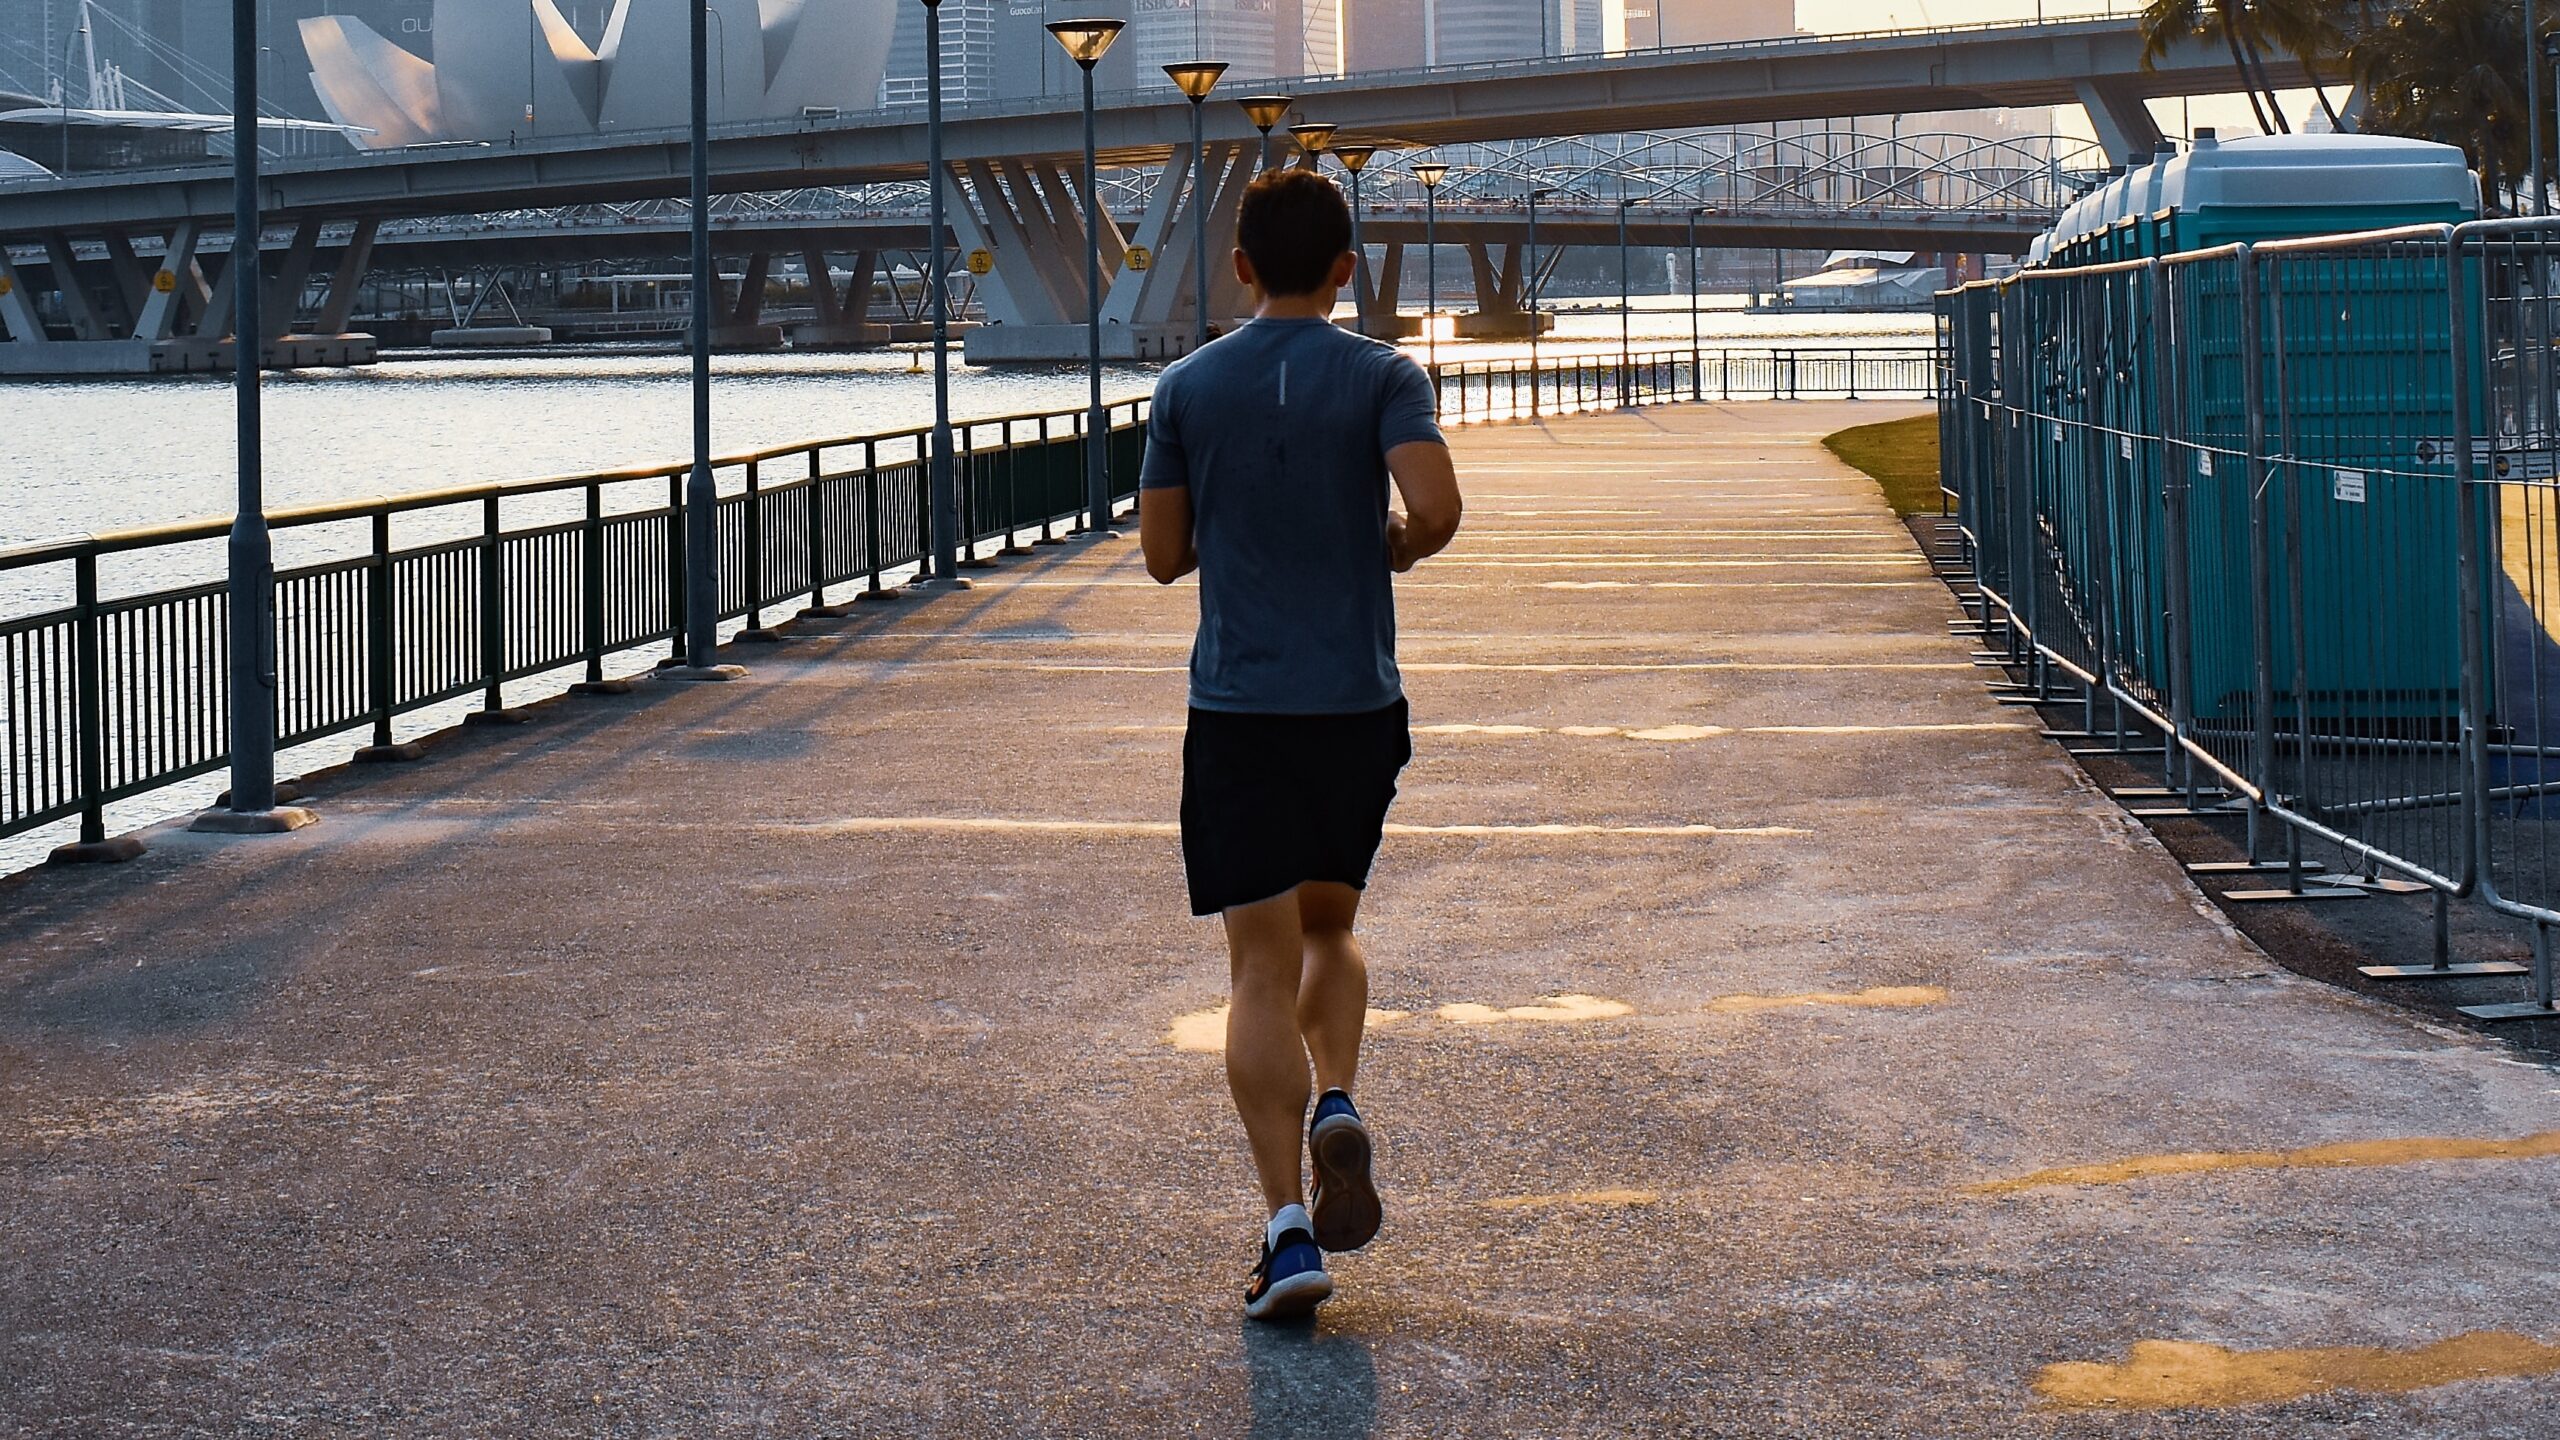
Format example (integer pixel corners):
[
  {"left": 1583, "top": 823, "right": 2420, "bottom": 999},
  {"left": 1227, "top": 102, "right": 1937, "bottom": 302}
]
[
  {"left": 1124, "top": 246, "right": 1153, "bottom": 273},
  {"left": 966, "top": 249, "right": 995, "bottom": 277},
  {"left": 153, "top": 270, "right": 178, "bottom": 295},
  {"left": 0, "top": 275, "right": 13, "bottom": 297}
]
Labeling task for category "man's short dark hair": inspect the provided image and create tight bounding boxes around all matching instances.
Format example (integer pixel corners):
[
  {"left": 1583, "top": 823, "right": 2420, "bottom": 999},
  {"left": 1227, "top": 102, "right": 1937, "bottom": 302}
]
[{"left": 1238, "top": 169, "right": 1354, "bottom": 298}]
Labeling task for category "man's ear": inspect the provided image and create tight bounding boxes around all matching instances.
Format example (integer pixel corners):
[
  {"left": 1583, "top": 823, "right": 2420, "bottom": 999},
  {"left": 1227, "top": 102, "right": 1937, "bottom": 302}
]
[
  {"left": 1233, "top": 248, "right": 1258, "bottom": 291},
  {"left": 1329, "top": 250, "right": 1359, "bottom": 290}
]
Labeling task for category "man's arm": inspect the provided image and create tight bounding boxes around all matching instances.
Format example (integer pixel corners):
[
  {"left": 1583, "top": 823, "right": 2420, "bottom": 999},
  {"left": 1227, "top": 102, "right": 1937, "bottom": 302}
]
[
  {"left": 1141, "top": 484, "right": 1198, "bottom": 584},
  {"left": 1386, "top": 440, "right": 1462, "bottom": 574}
]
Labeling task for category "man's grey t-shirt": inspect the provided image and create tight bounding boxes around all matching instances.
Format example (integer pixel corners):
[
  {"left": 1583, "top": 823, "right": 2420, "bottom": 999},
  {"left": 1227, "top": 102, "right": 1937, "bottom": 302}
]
[{"left": 1141, "top": 317, "right": 1444, "bottom": 715}]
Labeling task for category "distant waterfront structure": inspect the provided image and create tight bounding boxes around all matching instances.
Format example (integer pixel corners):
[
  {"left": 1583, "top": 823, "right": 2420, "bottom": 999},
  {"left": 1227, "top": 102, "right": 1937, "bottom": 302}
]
[{"left": 303, "top": 0, "right": 896, "bottom": 146}]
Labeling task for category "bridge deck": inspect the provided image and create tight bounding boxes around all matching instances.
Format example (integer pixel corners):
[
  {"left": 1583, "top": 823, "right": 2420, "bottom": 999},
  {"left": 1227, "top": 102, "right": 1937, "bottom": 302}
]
[{"left": 3, "top": 403, "right": 2555, "bottom": 1434}]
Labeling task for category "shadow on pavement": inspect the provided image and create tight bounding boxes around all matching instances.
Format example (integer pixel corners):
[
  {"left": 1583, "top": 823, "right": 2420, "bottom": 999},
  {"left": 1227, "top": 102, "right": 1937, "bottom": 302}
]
[{"left": 1243, "top": 1316, "right": 1379, "bottom": 1439}]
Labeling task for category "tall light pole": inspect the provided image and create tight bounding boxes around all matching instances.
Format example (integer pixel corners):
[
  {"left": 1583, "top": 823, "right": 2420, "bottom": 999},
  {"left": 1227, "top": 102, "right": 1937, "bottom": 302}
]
[
  {"left": 1337, "top": 143, "right": 1378, "bottom": 336},
  {"left": 661, "top": 0, "right": 737, "bottom": 677},
  {"left": 1165, "top": 61, "right": 1229, "bottom": 356},
  {"left": 1686, "top": 205, "right": 1706, "bottom": 397},
  {"left": 2531, "top": 0, "right": 2545, "bottom": 215},
  {"left": 1288, "top": 120, "right": 1336, "bottom": 170},
  {"left": 1237, "top": 94, "right": 1293, "bottom": 172},
  {"left": 1415, "top": 160, "right": 1449, "bottom": 376},
  {"left": 1527, "top": 185, "right": 1555, "bottom": 414},
  {"left": 1048, "top": 18, "right": 1127, "bottom": 536},
  {"left": 194, "top": 0, "right": 308, "bottom": 835},
  {"left": 919, "top": 0, "right": 963, "bottom": 588},
  {"left": 1616, "top": 195, "right": 1635, "bottom": 403}
]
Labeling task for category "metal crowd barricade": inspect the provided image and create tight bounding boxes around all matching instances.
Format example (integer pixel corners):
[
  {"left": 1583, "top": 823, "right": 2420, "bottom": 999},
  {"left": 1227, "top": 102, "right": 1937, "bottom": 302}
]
[{"left": 1939, "top": 218, "right": 2560, "bottom": 1018}]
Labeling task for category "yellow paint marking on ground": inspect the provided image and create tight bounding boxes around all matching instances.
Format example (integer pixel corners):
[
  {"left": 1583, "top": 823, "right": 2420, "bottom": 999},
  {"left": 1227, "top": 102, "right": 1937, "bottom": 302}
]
[
  {"left": 1167, "top": 1006, "right": 1411, "bottom": 1054},
  {"left": 1969, "top": 1130, "right": 2560, "bottom": 1196},
  {"left": 1705, "top": 985, "right": 1949, "bottom": 1015},
  {"left": 1537, "top": 581, "right": 1932, "bottom": 591},
  {"left": 1436, "top": 994, "right": 1635, "bottom": 1025},
  {"left": 998, "top": 661, "right": 1970, "bottom": 675},
  {"left": 1479, "top": 1189, "right": 1663, "bottom": 1211},
  {"left": 1415, "top": 723, "right": 1549, "bottom": 737},
  {"left": 804, "top": 817, "right": 1810, "bottom": 840},
  {"left": 1750, "top": 723, "right": 2036, "bottom": 736},
  {"left": 2034, "top": 1334, "right": 2560, "bottom": 1410},
  {"left": 1623, "top": 724, "right": 1733, "bottom": 742}
]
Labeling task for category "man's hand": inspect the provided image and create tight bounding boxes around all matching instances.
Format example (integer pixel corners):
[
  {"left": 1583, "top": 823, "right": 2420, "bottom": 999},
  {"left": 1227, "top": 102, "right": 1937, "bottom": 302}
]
[{"left": 1385, "top": 441, "right": 1461, "bottom": 574}]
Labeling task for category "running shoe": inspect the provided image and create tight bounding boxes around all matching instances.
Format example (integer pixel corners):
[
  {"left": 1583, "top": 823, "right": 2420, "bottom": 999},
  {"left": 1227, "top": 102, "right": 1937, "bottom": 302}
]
[
  {"left": 1308, "top": 1088, "right": 1382, "bottom": 1253},
  {"left": 1245, "top": 1218, "right": 1334, "bottom": 1322}
]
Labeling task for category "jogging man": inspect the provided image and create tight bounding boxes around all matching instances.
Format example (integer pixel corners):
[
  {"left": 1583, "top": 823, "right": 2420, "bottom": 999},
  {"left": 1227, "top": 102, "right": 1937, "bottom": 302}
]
[{"left": 1139, "top": 168, "right": 1464, "bottom": 1323}]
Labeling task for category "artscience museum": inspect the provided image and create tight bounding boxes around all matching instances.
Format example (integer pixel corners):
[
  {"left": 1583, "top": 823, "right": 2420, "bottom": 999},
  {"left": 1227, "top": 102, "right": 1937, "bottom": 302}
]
[{"left": 301, "top": 0, "right": 898, "bottom": 149}]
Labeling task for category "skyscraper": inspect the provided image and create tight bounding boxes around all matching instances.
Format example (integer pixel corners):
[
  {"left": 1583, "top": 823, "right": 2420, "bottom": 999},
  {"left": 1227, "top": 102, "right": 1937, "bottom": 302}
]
[
  {"left": 1653, "top": 0, "right": 1794, "bottom": 47},
  {"left": 1343, "top": 0, "right": 1421, "bottom": 71},
  {"left": 1431, "top": 0, "right": 1540, "bottom": 65},
  {"left": 882, "top": 0, "right": 999, "bottom": 106},
  {"left": 1133, "top": 0, "right": 1274, "bottom": 86}
]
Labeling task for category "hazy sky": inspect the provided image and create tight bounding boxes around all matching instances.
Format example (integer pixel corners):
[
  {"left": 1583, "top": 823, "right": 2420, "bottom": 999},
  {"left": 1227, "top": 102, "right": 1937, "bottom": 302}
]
[{"left": 1792, "top": 0, "right": 2322, "bottom": 148}]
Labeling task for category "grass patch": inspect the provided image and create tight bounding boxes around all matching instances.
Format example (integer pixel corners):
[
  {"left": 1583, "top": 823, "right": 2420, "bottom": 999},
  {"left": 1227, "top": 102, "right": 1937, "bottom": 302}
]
[{"left": 1824, "top": 413, "right": 1943, "bottom": 517}]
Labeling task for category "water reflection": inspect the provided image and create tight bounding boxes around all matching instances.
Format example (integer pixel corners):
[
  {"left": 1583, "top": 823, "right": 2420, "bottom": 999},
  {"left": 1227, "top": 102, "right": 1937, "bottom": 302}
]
[{"left": 1243, "top": 1316, "right": 1379, "bottom": 1440}]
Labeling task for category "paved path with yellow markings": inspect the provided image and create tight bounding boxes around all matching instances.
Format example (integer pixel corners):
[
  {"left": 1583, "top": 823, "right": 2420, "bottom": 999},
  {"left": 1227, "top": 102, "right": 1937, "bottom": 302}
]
[{"left": 4, "top": 402, "right": 2557, "bottom": 1437}]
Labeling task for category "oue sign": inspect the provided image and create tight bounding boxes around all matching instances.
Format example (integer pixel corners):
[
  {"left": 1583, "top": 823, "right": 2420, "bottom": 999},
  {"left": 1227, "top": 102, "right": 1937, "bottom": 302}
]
[
  {"left": 153, "top": 271, "right": 178, "bottom": 294},
  {"left": 1124, "top": 246, "right": 1153, "bottom": 272},
  {"left": 966, "top": 249, "right": 995, "bottom": 276}
]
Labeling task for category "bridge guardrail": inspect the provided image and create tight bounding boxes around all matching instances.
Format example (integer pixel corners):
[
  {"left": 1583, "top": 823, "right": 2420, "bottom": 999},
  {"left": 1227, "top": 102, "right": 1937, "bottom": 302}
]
[
  {"left": 1937, "top": 219, "right": 2560, "bottom": 1019},
  {"left": 2, "top": 341, "right": 1919, "bottom": 868}
]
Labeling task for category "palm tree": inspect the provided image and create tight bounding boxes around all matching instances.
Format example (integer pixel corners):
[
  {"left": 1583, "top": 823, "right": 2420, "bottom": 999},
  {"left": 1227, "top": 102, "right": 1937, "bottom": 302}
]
[
  {"left": 2354, "top": 0, "right": 2532, "bottom": 209},
  {"left": 2140, "top": 0, "right": 2359, "bottom": 135}
]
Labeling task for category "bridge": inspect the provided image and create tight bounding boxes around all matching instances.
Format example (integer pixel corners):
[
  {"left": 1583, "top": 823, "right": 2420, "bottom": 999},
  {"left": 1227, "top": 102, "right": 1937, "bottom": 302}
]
[{"left": 0, "top": 15, "right": 2297, "bottom": 370}]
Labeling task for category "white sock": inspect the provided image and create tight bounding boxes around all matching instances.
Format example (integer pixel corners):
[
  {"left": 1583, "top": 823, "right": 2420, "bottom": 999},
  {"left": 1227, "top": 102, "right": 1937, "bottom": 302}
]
[{"left": 1267, "top": 1203, "right": 1313, "bottom": 1250}]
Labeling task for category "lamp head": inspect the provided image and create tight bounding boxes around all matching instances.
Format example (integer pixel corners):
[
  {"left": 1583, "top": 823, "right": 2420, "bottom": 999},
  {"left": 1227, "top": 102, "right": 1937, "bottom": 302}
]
[
  {"left": 1236, "top": 95, "right": 1295, "bottom": 133},
  {"left": 1163, "top": 61, "right": 1228, "bottom": 100},
  {"left": 1413, "top": 161, "right": 1451, "bottom": 189},
  {"left": 1288, "top": 122, "right": 1338, "bottom": 155},
  {"left": 1044, "top": 18, "right": 1125, "bottom": 67},
  {"left": 1333, "top": 143, "right": 1378, "bottom": 173}
]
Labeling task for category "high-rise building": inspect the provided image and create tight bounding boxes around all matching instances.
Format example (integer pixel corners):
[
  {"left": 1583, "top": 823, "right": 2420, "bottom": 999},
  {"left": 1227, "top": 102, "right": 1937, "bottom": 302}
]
[
  {"left": 1278, "top": 0, "right": 1339, "bottom": 77},
  {"left": 882, "top": 0, "right": 999, "bottom": 106},
  {"left": 1133, "top": 0, "right": 1274, "bottom": 87},
  {"left": 1432, "top": 0, "right": 1541, "bottom": 65},
  {"left": 1649, "top": 0, "right": 1794, "bottom": 48},
  {"left": 1343, "top": 0, "right": 1421, "bottom": 71}
]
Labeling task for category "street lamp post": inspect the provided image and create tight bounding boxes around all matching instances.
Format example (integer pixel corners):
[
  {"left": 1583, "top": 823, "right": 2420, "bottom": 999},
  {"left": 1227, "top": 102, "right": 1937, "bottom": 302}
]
[
  {"left": 1288, "top": 120, "right": 1336, "bottom": 170},
  {"left": 2531, "top": 0, "right": 2545, "bottom": 215},
  {"left": 1164, "top": 62, "right": 1229, "bottom": 356},
  {"left": 1687, "top": 206, "right": 1706, "bottom": 400},
  {"left": 1337, "top": 143, "right": 1378, "bottom": 336},
  {"left": 1527, "top": 185, "right": 1555, "bottom": 415},
  {"left": 1237, "top": 95, "right": 1293, "bottom": 173},
  {"left": 917, "top": 0, "right": 962, "bottom": 588},
  {"left": 1048, "top": 18, "right": 1127, "bottom": 536},
  {"left": 1617, "top": 196, "right": 1635, "bottom": 405},
  {"left": 193, "top": 0, "right": 311, "bottom": 836},
  {"left": 1415, "top": 160, "right": 1449, "bottom": 376}
]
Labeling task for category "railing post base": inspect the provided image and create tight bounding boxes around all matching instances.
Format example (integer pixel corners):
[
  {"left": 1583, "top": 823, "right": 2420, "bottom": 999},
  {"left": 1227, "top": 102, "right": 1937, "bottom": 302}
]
[
  {"left": 463, "top": 708, "right": 535, "bottom": 728},
  {"left": 47, "top": 835, "right": 146, "bottom": 866},
  {"left": 657, "top": 663, "right": 749, "bottom": 683},
  {"left": 853, "top": 587, "right": 903, "bottom": 604},
  {"left": 734, "top": 628, "right": 787, "bottom": 644},
  {"left": 798, "top": 602, "right": 854, "bottom": 620},
  {"left": 353, "top": 740, "right": 430, "bottom": 762},
  {"left": 188, "top": 805, "right": 318, "bottom": 836}
]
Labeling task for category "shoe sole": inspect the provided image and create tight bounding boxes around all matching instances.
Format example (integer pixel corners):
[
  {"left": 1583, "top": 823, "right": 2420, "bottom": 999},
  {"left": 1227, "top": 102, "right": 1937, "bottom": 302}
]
[
  {"left": 1245, "top": 1268, "right": 1335, "bottom": 1322},
  {"left": 1309, "top": 1114, "right": 1382, "bottom": 1253}
]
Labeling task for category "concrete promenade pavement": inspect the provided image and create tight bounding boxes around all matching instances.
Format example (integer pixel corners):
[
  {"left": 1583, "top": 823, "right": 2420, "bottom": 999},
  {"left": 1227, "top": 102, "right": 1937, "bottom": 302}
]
[{"left": 3, "top": 402, "right": 2558, "bottom": 1437}]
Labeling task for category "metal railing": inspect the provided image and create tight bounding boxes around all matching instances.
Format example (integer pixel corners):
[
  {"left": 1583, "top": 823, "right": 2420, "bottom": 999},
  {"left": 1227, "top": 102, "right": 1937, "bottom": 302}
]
[
  {"left": 1, "top": 397, "right": 1149, "bottom": 855},
  {"left": 1432, "top": 344, "right": 1935, "bottom": 421},
  {"left": 1938, "top": 219, "right": 2560, "bottom": 1018},
  {"left": 1, "top": 340, "right": 1915, "bottom": 866}
]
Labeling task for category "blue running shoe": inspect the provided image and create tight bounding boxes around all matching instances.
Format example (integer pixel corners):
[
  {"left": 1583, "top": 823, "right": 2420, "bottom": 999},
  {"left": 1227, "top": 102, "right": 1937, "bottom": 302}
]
[
  {"left": 1308, "top": 1089, "right": 1381, "bottom": 1253},
  {"left": 1245, "top": 1218, "right": 1333, "bottom": 1322}
]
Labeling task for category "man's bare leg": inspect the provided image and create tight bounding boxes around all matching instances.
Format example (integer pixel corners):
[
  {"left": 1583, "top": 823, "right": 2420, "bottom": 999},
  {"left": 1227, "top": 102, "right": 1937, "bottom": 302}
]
[
  {"left": 1225, "top": 889, "right": 1313, "bottom": 1214},
  {"left": 1296, "top": 882, "right": 1369, "bottom": 1096}
]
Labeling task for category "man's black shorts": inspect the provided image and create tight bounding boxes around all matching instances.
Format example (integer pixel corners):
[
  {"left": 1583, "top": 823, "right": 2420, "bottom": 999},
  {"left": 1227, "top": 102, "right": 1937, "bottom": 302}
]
[{"left": 1180, "top": 698, "right": 1413, "bottom": 917}]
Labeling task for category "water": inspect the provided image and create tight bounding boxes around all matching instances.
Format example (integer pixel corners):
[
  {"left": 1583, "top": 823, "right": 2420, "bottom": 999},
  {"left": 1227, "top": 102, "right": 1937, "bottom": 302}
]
[{"left": 1, "top": 300, "right": 1929, "bottom": 548}]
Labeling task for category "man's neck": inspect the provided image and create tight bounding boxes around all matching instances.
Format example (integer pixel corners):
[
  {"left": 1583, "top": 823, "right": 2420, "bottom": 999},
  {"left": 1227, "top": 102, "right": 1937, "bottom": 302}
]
[{"left": 1254, "top": 291, "right": 1339, "bottom": 323}]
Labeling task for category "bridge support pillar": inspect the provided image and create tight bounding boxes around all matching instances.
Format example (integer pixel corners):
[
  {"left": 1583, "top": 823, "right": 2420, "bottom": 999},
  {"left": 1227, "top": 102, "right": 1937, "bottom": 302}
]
[
  {"left": 713, "top": 250, "right": 784, "bottom": 350},
  {"left": 959, "top": 143, "right": 1253, "bottom": 363},
  {"left": 1457, "top": 243, "right": 1550, "bottom": 340},
  {"left": 1357, "top": 243, "right": 1413, "bottom": 340},
  {"left": 0, "top": 217, "right": 381, "bottom": 375},
  {"left": 2074, "top": 78, "right": 2167, "bottom": 165},
  {"left": 788, "top": 246, "right": 889, "bottom": 348}
]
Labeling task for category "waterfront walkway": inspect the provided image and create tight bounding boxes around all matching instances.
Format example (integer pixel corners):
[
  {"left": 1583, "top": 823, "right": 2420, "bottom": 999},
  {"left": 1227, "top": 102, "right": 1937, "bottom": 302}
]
[{"left": 4, "top": 403, "right": 2557, "bottom": 1436}]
